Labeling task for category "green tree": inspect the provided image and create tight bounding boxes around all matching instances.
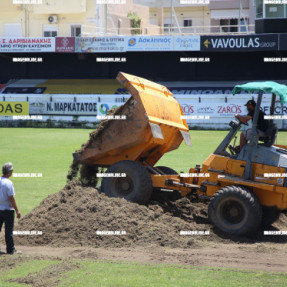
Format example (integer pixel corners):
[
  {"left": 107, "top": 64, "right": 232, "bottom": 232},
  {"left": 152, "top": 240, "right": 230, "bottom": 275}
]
[{"left": 127, "top": 12, "right": 142, "bottom": 35}]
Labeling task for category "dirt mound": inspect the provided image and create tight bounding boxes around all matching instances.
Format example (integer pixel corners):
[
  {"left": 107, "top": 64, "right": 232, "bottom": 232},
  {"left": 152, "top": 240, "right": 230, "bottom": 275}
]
[
  {"left": 276, "top": 210, "right": 287, "bottom": 230},
  {"left": 16, "top": 182, "right": 210, "bottom": 248},
  {"left": 15, "top": 181, "right": 287, "bottom": 248}
]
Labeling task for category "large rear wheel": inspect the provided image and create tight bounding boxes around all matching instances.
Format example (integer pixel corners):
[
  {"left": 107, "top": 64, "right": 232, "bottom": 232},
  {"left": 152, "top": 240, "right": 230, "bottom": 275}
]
[
  {"left": 101, "top": 160, "right": 153, "bottom": 204},
  {"left": 208, "top": 185, "right": 262, "bottom": 236}
]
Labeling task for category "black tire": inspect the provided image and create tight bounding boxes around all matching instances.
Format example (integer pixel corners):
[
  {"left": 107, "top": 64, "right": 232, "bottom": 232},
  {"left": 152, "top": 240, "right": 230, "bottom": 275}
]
[
  {"left": 260, "top": 207, "right": 281, "bottom": 228},
  {"left": 101, "top": 160, "right": 152, "bottom": 204},
  {"left": 208, "top": 185, "right": 262, "bottom": 236},
  {"left": 155, "top": 166, "right": 178, "bottom": 175}
]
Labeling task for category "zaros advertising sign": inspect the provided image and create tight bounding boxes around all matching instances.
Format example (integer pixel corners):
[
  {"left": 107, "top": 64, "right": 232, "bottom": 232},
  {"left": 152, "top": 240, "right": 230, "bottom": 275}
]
[{"left": 201, "top": 34, "right": 278, "bottom": 52}]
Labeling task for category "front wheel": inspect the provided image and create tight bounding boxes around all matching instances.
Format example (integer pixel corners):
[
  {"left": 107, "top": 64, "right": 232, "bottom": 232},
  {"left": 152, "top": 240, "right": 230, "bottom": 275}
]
[
  {"left": 101, "top": 160, "right": 153, "bottom": 204},
  {"left": 208, "top": 185, "right": 262, "bottom": 236}
]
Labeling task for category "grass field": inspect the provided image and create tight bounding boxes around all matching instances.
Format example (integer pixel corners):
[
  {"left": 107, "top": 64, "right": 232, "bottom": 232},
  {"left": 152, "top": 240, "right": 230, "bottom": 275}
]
[
  {"left": 0, "top": 128, "right": 91, "bottom": 216},
  {"left": 1, "top": 258, "right": 287, "bottom": 287},
  {"left": 0, "top": 128, "right": 287, "bottom": 286}
]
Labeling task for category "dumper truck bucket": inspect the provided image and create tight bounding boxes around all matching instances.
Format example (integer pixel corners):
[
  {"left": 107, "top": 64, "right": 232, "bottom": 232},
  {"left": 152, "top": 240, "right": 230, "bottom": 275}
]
[{"left": 73, "top": 72, "right": 191, "bottom": 167}]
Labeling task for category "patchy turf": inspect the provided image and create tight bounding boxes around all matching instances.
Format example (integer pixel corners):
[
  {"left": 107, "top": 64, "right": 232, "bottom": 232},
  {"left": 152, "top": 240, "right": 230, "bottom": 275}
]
[{"left": 1, "top": 255, "right": 287, "bottom": 287}]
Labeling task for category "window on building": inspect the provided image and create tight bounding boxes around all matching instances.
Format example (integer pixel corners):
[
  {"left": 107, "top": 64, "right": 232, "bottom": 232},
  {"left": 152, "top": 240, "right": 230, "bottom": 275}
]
[
  {"left": 71, "top": 25, "right": 81, "bottom": 36},
  {"left": 43, "top": 25, "right": 58, "bottom": 37},
  {"left": 183, "top": 19, "right": 192, "bottom": 27},
  {"left": 240, "top": 19, "right": 248, "bottom": 32},
  {"left": 219, "top": 18, "right": 248, "bottom": 32},
  {"left": 44, "top": 31, "right": 57, "bottom": 37},
  {"left": 220, "top": 19, "right": 229, "bottom": 32},
  {"left": 229, "top": 19, "right": 238, "bottom": 32},
  {"left": 255, "top": 0, "right": 263, "bottom": 18},
  {"left": 256, "top": 0, "right": 287, "bottom": 18},
  {"left": 164, "top": 24, "right": 174, "bottom": 32},
  {"left": 220, "top": 19, "right": 238, "bottom": 32},
  {"left": 163, "top": 18, "right": 175, "bottom": 32},
  {"left": 265, "top": 4, "right": 284, "bottom": 18}
]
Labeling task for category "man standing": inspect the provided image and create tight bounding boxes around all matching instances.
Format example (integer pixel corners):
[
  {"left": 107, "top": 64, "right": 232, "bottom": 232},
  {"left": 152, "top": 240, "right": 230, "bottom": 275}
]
[
  {"left": 235, "top": 100, "right": 269, "bottom": 151},
  {"left": 0, "top": 162, "right": 21, "bottom": 255}
]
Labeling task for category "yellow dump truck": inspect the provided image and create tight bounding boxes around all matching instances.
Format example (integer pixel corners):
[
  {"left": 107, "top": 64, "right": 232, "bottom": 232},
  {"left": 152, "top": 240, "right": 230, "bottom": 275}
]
[{"left": 73, "top": 72, "right": 287, "bottom": 236}]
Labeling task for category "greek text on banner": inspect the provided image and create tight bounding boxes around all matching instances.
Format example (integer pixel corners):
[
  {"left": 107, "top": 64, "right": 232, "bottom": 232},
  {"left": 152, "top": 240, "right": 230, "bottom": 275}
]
[
  {"left": 0, "top": 102, "right": 29, "bottom": 116},
  {"left": 0, "top": 37, "right": 55, "bottom": 53}
]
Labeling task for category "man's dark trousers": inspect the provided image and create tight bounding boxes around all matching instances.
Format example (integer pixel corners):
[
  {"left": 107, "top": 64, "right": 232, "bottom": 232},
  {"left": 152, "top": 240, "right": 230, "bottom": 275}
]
[{"left": 0, "top": 210, "right": 15, "bottom": 254}]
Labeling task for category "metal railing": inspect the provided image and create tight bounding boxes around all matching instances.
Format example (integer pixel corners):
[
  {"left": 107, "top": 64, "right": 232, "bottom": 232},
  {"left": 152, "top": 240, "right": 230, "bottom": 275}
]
[{"left": 81, "top": 24, "right": 255, "bottom": 37}]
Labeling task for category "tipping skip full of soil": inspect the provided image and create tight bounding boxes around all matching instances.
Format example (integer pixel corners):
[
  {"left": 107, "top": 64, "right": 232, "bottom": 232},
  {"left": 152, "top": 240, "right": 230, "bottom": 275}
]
[
  {"left": 88, "top": 106, "right": 125, "bottom": 145},
  {"left": 66, "top": 106, "right": 125, "bottom": 184},
  {"left": 77, "top": 105, "right": 124, "bottom": 154}
]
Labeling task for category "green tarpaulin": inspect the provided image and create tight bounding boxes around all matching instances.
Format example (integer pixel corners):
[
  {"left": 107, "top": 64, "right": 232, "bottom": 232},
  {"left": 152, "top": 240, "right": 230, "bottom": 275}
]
[{"left": 232, "top": 81, "right": 287, "bottom": 104}]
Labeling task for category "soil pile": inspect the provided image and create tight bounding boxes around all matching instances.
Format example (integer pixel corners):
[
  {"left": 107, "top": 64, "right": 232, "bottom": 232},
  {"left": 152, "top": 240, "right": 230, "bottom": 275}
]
[
  {"left": 15, "top": 181, "right": 287, "bottom": 248},
  {"left": 16, "top": 181, "right": 210, "bottom": 248},
  {"left": 276, "top": 210, "right": 287, "bottom": 230}
]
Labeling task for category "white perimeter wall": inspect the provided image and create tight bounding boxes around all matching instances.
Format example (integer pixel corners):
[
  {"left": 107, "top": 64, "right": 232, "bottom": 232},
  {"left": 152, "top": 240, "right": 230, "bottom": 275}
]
[{"left": 0, "top": 93, "right": 285, "bottom": 130}]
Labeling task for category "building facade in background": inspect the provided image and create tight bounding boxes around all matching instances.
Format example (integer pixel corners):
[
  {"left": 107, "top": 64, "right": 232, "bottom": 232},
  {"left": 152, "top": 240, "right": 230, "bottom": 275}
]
[
  {"left": 2, "top": 0, "right": 286, "bottom": 37},
  {"left": 135, "top": 0, "right": 255, "bottom": 34},
  {"left": 0, "top": 0, "right": 150, "bottom": 37},
  {"left": 135, "top": 0, "right": 210, "bottom": 34},
  {"left": 208, "top": 0, "right": 253, "bottom": 33}
]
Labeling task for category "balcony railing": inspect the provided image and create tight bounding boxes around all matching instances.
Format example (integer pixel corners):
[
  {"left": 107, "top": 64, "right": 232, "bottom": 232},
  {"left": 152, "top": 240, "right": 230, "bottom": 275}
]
[{"left": 81, "top": 24, "right": 255, "bottom": 37}]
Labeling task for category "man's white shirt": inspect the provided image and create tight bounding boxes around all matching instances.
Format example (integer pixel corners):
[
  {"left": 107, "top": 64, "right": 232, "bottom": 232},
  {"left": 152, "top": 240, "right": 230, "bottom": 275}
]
[{"left": 0, "top": 177, "right": 15, "bottom": 210}]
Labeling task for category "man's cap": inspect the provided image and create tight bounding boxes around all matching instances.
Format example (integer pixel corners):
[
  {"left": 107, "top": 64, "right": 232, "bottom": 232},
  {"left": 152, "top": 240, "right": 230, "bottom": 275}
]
[
  {"left": 2, "top": 162, "right": 13, "bottom": 174},
  {"left": 244, "top": 100, "right": 256, "bottom": 107}
]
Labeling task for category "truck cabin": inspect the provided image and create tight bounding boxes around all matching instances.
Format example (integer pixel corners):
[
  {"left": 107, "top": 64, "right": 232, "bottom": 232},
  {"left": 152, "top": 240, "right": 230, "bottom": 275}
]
[{"left": 214, "top": 81, "right": 287, "bottom": 158}]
